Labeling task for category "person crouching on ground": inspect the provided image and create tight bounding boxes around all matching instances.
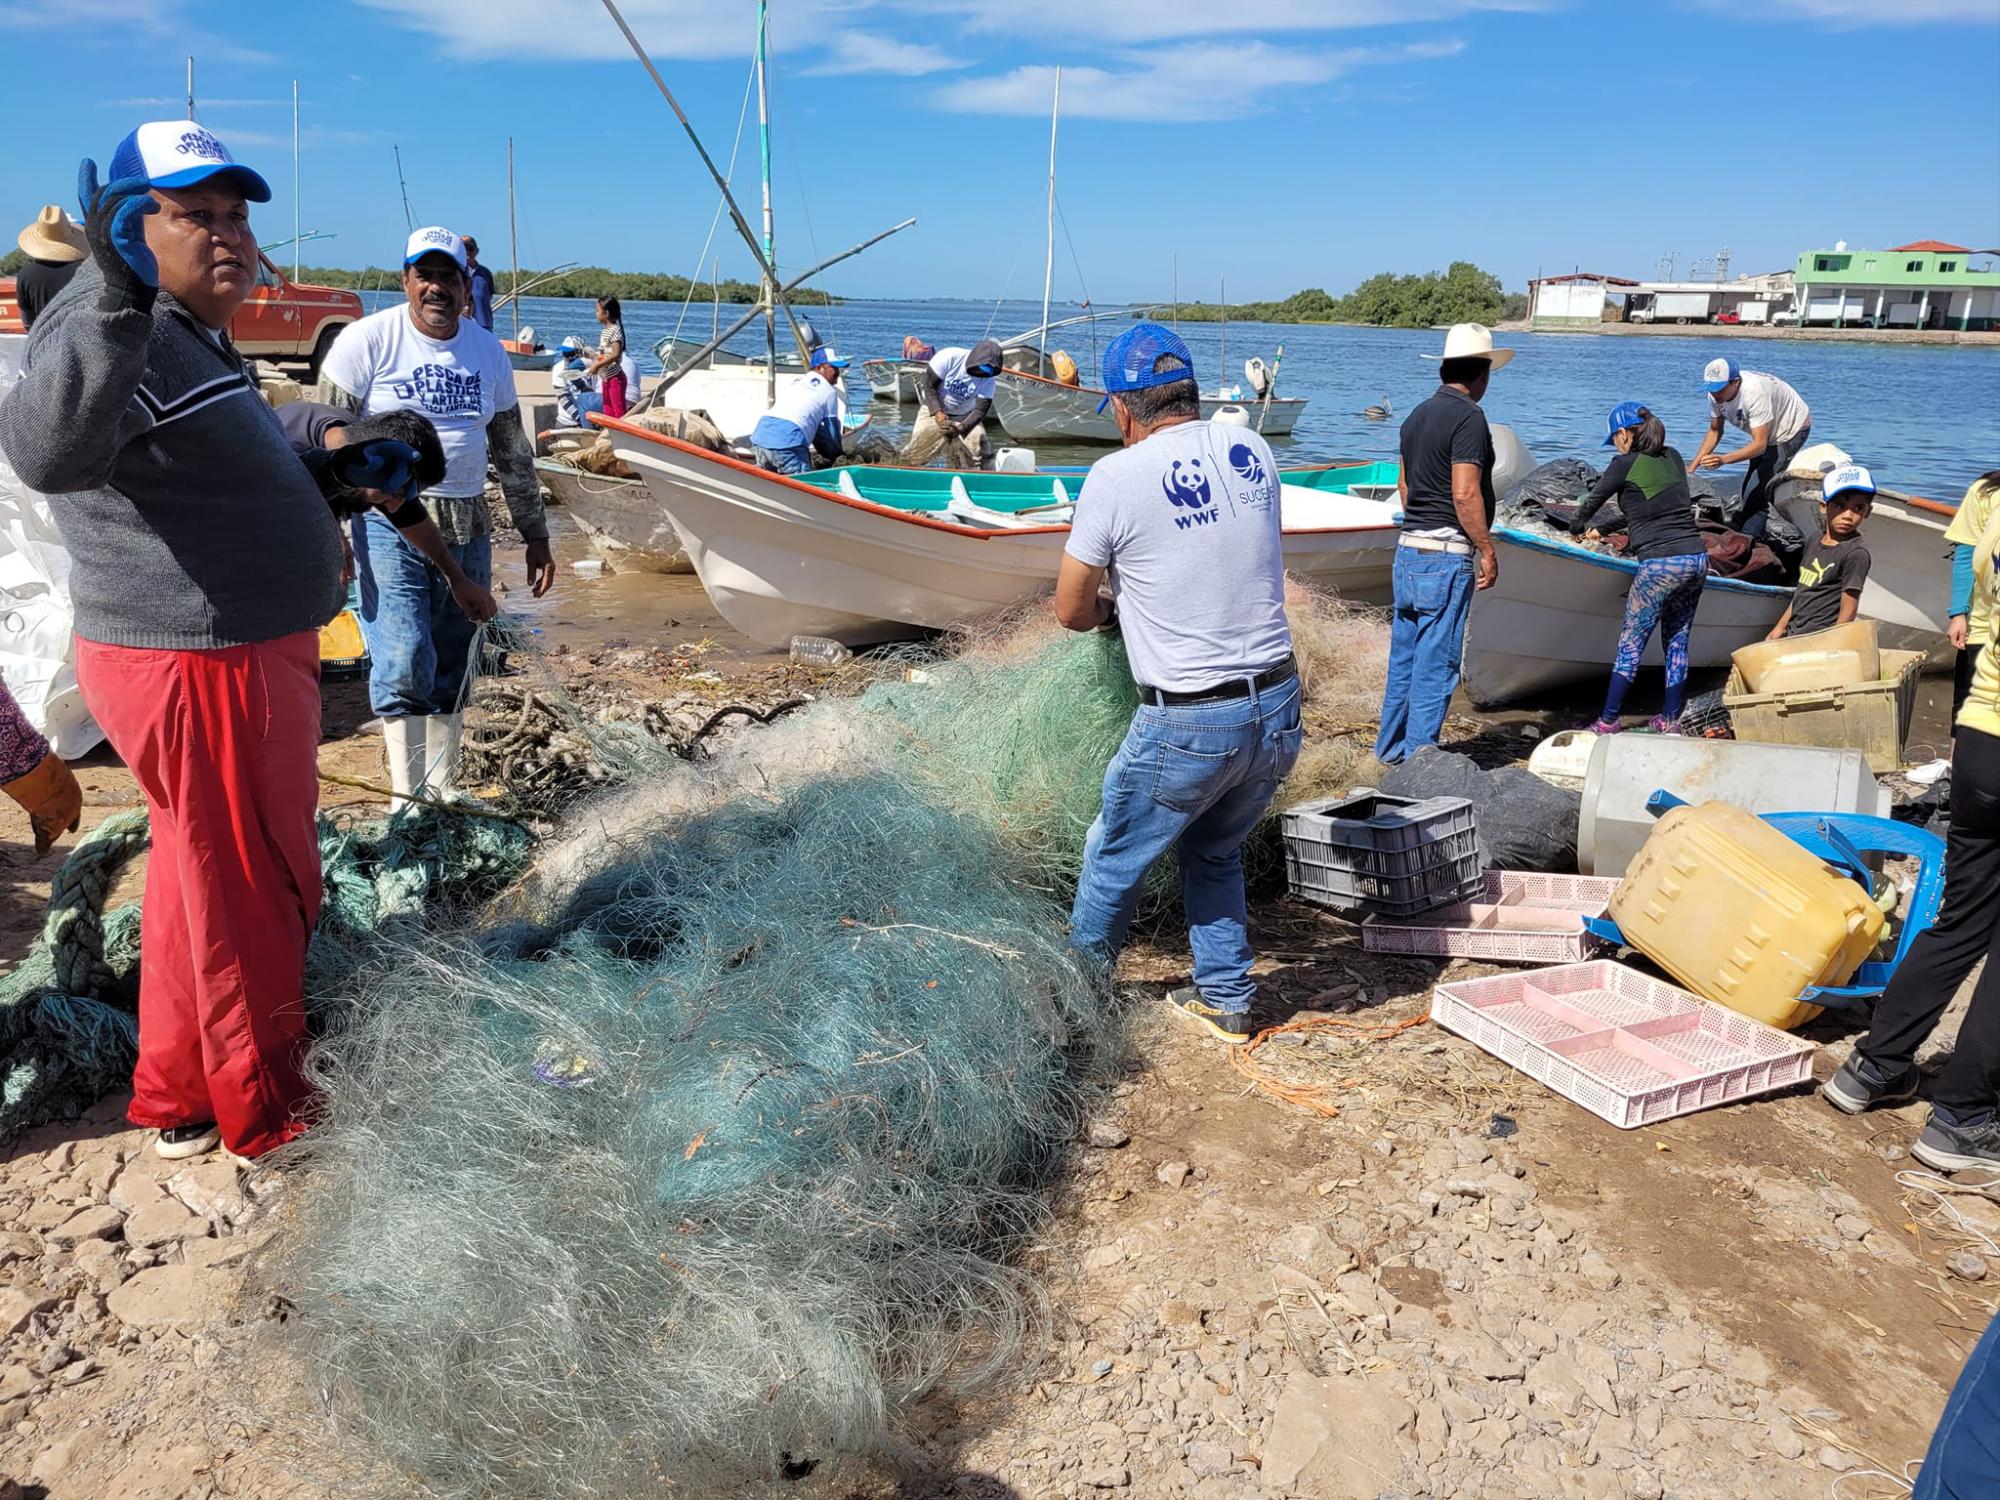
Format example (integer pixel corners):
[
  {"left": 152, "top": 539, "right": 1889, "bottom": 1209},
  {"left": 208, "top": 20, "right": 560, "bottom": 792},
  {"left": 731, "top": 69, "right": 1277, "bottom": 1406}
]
[
  {"left": 1057, "top": 323, "right": 1300, "bottom": 1046},
  {"left": 317, "top": 225, "right": 553, "bottom": 810},
  {"left": 1822, "top": 496, "right": 2000, "bottom": 1173},
  {"left": 278, "top": 401, "right": 497, "bottom": 628},
  {"left": 749, "top": 349, "right": 851, "bottom": 474},
  {"left": 1766, "top": 464, "right": 1873, "bottom": 640},
  {"left": 0, "top": 121, "right": 346, "bottom": 1160},
  {"left": 1373, "top": 324, "right": 1512, "bottom": 765},
  {"left": 1569, "top": 402, "right": 1709, "bottom": 735}
]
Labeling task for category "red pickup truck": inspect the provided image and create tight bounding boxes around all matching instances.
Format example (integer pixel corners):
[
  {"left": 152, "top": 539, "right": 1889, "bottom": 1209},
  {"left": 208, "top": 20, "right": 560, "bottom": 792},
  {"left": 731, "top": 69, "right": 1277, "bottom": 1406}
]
[{"left": 0, "top": 252, "right": 362, "bottom": 375}]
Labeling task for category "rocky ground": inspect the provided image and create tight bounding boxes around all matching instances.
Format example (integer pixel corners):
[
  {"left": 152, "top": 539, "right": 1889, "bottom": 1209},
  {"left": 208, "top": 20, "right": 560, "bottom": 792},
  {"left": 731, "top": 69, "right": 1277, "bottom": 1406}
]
[{"left": 0, "top": 522, "right": 1985, "bottom": 1499}]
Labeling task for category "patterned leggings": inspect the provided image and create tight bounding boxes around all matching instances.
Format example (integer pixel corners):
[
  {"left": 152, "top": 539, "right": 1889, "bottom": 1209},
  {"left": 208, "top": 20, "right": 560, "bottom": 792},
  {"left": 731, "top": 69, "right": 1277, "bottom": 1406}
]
[{"left": 1605, "top": 554, "right": 1709, "bottom": 717}]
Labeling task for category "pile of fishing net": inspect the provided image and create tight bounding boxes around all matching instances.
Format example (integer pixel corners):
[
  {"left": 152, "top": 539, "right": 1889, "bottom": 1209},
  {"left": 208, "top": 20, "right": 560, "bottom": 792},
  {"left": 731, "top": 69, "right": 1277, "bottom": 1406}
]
[
  {"left": 253, "top": 585, "right": 1392, "bottom": 1497},
  {"left": 0, "top": 806, "right": 534, "bottom": 1140}
]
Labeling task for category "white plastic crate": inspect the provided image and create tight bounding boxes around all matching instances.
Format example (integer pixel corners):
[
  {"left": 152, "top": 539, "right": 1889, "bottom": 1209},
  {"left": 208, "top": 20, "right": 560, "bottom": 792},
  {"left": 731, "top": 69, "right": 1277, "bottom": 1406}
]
[
  {"left": 1430, "top": 960, "right": 1814, "bottom": 1128},
  {"left": 1362, "top": 871, "right": 1621, "bottom": 964}
]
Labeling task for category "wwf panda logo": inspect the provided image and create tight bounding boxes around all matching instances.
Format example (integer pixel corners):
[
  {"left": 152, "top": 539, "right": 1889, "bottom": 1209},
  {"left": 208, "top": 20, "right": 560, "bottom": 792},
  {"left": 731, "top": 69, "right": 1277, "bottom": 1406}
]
[
  {"left": 1161, "top": 458, "right": 1212, "bottom": 509},
  {"left": 1228, "top": 442, "right": 1266, "bottom": 484}
]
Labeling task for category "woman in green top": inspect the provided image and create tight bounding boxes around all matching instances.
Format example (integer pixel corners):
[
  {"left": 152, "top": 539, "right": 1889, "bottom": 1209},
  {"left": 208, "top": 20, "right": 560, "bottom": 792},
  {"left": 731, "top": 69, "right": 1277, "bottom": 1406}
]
[{"left": 1568, "top": 401, "right": 1709, "bottom": 734}]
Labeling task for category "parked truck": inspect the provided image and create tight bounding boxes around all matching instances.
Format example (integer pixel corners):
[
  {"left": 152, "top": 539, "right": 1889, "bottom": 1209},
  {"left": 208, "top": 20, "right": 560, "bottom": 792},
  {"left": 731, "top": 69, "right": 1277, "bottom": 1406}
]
[{"left": 0, "top": 252, "right": 362, "bottom": 374}]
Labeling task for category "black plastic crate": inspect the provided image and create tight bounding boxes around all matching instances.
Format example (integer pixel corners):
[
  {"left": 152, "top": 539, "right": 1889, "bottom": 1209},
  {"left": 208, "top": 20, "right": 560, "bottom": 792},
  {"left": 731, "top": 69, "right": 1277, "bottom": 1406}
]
[{"left": 1280, "top": 792, "right": 1482, "bottom": 918}]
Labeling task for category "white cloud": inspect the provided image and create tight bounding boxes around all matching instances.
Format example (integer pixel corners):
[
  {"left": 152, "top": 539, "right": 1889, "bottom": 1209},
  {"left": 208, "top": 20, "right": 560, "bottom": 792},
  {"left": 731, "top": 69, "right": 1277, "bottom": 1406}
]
[
  {"left": 805, "top": 31, "right": 959, "bottom": 76},
  {"left": 354, "top": 0, "right": 852, "bottom": 62},
  {"left": 931, "top": 0, "right": 1550, "bottom": 42},
  {"left": 1691, "top": 0, "right": 1995, "bottom": 19},
  {"left": 0, "top": 0, "right": 273, "bottom": 62},
  {"left": 936, "top": 39, "right": 1465, "bottom": 121}
]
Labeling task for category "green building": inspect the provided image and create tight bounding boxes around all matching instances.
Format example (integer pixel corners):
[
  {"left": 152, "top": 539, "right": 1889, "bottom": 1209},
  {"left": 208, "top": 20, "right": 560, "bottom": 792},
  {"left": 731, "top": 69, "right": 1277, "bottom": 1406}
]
[{"left": 1793, "top": 240, "right": 2000, "bottom": 330}]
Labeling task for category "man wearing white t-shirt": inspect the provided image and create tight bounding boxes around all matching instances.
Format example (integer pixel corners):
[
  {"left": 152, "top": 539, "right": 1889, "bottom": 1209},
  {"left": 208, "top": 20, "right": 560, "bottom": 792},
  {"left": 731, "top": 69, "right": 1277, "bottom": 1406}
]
[
  {"left": 902, "top": 339, "right": 1002, "bottom": 466},
  {"left": 1688, "top": 356, "right": 1812, "bottom": 542},
  {"left": 318, "top": 226, "right": 554, "bottom": 807}
]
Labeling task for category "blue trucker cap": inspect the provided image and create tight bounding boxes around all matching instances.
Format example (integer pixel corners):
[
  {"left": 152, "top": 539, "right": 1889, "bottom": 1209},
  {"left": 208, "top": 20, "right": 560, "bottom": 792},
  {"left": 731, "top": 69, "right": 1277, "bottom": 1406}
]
[
  {"left": 1700, "top": 355, "right": 1740, "bottom": 393},
  {"left": 1097, "top": 322, "right": 1197, "bottom": 414},
  {"left": 1603, "top": 400, "right": 1647, "bottom": 446},
  {"left": 108, "top": 121, "right": 271, "bottom": 203}
]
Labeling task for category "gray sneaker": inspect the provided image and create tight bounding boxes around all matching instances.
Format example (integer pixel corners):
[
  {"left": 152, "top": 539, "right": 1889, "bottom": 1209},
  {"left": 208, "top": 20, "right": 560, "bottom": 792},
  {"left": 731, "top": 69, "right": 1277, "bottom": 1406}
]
[
  {"left": 1820, "top": 1055, "right": 1921, "bottom": 1115},
  {"left": 1166, "top": 986, "right": 1253, "bottom": 1045},
  {"left": 1913, "top": 1114, "right": 2000, "bottom": 1173}
]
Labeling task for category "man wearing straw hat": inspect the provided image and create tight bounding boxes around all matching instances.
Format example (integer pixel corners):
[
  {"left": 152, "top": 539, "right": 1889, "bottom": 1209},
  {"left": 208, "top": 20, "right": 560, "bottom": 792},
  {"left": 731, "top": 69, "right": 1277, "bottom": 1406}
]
[
  {"left": 0, "top": 121, "right": 347, "bottom": 1160},
  {"left": 12, "top": 205, "right": 88, "bottom": 330},
  {"left": 1373, "top": 322, "right": 1513, "bottom": 765}
]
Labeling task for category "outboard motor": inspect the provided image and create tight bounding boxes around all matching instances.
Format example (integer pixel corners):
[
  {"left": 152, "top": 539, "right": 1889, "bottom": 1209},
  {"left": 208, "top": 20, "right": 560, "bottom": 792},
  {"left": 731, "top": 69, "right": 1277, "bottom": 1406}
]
[{"left": 1244, "top": 357, "right": 1270, "bottom": 399}]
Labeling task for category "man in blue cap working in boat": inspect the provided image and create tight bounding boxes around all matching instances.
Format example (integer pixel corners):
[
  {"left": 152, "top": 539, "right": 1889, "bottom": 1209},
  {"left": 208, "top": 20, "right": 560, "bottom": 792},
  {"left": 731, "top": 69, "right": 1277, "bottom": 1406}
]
[
  {"left": 1687, "top": 356, "right": 1811, "bottom": 541},
  {"left": 1055, "top": 322, "right": 1299, "bottom": 1045},
  {"left": 749, "top": 348, "right": 851, "bottom": 474}
]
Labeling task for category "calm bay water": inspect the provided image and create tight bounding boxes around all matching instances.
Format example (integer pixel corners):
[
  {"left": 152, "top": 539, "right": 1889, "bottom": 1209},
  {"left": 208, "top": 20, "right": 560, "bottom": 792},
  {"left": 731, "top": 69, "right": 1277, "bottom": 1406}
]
[{"left": 369, "top": 292, "right": 2000, "bottom": 502}]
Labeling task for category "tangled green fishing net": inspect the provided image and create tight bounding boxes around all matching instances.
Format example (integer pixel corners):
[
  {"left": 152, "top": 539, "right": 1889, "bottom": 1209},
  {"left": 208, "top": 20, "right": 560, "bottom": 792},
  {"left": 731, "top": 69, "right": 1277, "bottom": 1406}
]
[
  {"left": 0, "top": 806, "right": 535, "bottom": 1139},
  {"left": 265, "top": 774, "right": 1112, "bottom": 1496}
]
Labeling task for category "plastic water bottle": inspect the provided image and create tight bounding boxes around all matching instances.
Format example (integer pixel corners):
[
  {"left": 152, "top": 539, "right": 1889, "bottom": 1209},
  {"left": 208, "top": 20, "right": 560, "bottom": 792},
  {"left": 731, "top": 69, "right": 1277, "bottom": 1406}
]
[{"left": 789, "top": 635, "right": 853, "bottom": 667}]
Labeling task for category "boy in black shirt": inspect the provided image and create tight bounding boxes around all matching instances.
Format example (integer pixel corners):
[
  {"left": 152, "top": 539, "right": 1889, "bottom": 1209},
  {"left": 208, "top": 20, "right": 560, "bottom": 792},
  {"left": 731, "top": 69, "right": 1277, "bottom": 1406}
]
[{"left": 1770, "top": 464, "right": 1873, "bottom": 639}]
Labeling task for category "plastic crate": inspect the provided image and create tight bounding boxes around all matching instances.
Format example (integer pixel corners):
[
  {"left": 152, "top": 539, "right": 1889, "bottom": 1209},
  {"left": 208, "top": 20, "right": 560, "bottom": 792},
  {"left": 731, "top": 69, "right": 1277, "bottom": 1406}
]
[
  {"left": 1281, "top": 792, "right": 1481, "bottom": 918},
  {"left": 1362, "top": 871, "right": 1621, "bottom": 964},
  {"left": 1722, "top": 650, "right": 1924, "bottom": 773},
  {"left": 1678, "top": 687, "right": 1733, "bottom": 740},
  {"left": 1430, "top": 960, "right": 1815, "bottom": 1128}
]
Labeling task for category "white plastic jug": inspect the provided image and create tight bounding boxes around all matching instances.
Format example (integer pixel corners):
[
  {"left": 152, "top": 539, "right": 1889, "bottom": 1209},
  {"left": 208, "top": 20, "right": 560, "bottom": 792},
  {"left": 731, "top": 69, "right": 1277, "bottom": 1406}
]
[
  {"left": 1578, "top": 735, "right": 1889, "bottom": 877},
  {"left": 992, "top": 447, "right": 1039, "bottom": 473}
]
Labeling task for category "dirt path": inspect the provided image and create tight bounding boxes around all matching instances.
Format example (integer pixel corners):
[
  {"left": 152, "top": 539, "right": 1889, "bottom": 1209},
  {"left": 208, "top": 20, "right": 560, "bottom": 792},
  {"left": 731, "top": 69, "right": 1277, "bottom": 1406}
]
[{"left": 0, "top": 532, "right": 1980, "bottom": 1498}]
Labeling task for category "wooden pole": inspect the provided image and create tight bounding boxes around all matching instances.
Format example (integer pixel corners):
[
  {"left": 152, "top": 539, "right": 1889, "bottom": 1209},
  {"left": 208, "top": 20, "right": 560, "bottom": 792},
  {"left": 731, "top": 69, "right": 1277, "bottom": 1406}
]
[{"left": 1039, "top": 67, "right": 1061, "bottom": 364}]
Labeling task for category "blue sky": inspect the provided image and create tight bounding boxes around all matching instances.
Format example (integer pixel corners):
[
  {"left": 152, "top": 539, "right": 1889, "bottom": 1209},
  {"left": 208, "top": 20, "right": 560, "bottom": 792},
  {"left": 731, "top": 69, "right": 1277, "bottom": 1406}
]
[{"left": 2, "top": 0, "right": 1996, "bottom": 302}]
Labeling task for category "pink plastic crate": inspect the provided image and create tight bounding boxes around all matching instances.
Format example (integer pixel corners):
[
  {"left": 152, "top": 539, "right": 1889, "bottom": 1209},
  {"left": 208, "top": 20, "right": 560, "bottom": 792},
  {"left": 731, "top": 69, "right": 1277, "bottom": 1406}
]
[
  {"left": 1361, "top": 871, "right": 1620, "bottom": 964},
  {"left": 1430, "top": 960, "right": 1815, "bottom": 1128}
]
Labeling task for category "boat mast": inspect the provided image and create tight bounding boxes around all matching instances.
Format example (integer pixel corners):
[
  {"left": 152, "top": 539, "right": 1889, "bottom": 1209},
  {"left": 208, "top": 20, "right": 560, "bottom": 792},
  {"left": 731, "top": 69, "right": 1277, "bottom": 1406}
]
[
  {"left": 186, "top": 57, "right": 196, "bottom": 121},
  {"left": 1039, "top": 66, "right": 1061, "bottom": 367},
  {"left": 508, "top": 137, "right": 521, "bottom": 342},
  {"left": 1219, "top": 277, "right": 1227, "bottom": 399},
  {"left": 757, "top": 0, "right": 776, "bottom": 401},
  {"left": 393, "top": 144, "right": 415, "bottom": 232},
  {"left": 291, "top": 80, "right": 300, "bottom": 285}
]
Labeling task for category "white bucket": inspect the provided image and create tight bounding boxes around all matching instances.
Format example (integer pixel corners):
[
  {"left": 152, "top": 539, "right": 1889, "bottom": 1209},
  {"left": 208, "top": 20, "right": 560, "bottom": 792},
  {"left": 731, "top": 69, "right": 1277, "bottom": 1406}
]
[
  {"left": 1578, "top": 735, "right": 1889, "bottom": 877},
  {"left": 992, "top": 447, "right": 1038, "bottom": 473}
]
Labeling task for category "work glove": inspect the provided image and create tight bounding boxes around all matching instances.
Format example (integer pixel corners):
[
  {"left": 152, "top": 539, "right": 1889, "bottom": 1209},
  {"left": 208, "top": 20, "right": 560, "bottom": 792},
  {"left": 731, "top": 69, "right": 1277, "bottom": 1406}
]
[
  {"left": 330, "top": 440, "right": 424, "bottom": 504},
  {"left": 77, "top": 159, "right": 159, "bottom": 312},
  {"left": 3, "top": 750, "right": 83, "bottom": 858}
]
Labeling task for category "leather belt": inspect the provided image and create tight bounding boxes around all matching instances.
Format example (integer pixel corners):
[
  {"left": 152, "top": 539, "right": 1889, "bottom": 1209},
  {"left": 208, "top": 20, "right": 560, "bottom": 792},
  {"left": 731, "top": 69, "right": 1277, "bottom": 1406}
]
[
  {"left": 1138, "top": 655, "right": 1298, "bottom": 707},
  {"left": 1399, "top": 534, "right": 1473, "bottom": 555}
]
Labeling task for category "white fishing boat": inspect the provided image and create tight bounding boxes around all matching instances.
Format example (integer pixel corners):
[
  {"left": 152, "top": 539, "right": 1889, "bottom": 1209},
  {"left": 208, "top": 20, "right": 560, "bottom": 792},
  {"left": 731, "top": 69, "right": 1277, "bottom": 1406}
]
[
  {"left": 1463, "top": 527, "right": 1791, "bottom": 707},
  {"left": 990, "top": 368, "right": 1306, "bottom": 443},
  {"left": 862, "top": 357, "right": 924, "bottom": 403},
  {"left": 534, "top": 457, "right": 691, "bottom": 573},
  {"left": 595, "top": 418, "right": 1398, "bottom": 646}
]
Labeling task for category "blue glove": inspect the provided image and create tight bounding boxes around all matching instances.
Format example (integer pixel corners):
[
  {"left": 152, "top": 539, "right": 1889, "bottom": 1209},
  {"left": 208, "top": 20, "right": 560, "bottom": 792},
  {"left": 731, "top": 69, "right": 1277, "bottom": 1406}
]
[
  {"left": 332, "top": 440, "right": 423, "bottom": 503},
  {"left": 77, "top": 159, "right": 159, "bottom": 309}
]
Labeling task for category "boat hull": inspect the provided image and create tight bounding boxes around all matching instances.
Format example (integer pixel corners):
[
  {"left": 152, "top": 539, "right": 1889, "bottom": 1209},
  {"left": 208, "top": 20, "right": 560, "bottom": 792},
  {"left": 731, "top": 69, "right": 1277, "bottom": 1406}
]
[
  {"left": 862, "top": 358, "right": 923, "bottom": 402},
  {"left": 1463, "top": 528, "right": 1791, "bottom": 708},
  {"left": 598, "top": 424, "right": 1396, "bottom": 647},
  {"left": 534, "top": 459, "right": 691, "bottom": 573},
  {"left": 990, "top": 369, "right": 1306, "bottom": 442}
]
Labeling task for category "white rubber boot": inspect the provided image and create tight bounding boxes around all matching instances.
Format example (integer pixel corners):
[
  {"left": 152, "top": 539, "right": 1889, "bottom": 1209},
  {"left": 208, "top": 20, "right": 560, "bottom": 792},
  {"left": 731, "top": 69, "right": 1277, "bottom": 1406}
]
[
  {"left": 425, "top": 712, "right": 465, "bottom": 800},
  {"left": 380, "top": 716, "right": 427, "bottom": 814}
]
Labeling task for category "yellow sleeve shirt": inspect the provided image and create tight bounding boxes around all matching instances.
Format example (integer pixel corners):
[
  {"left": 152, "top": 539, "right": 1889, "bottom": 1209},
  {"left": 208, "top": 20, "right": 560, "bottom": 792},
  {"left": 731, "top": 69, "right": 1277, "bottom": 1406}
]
[
  {"left": 1958, "top": 500, "right": 2000, "bottom": 741},
  {"left": 1944, "top": 478, "right": 2000, "bottom": 647}
]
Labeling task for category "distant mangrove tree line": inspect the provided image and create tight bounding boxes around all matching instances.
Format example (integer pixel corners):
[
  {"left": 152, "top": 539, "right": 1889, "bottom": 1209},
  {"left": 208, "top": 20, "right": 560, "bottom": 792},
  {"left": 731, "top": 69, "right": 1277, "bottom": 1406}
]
[
  {"left": 1162, "top": 262, "right": 1523, "bottom": 328},
  {"left": 290, "top": 264, "right": 836, "bottom": 305}
]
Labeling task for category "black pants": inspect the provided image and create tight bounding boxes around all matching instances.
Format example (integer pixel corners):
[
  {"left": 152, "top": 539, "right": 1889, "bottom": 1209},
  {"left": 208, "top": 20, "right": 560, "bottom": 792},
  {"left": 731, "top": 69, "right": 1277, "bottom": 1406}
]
[
  {"left": 1859, "top": 725, "right": 2000, "bottom": 1117},
  {"left": 1736, "top": 424, "right": 1811, "bottom": 542}
]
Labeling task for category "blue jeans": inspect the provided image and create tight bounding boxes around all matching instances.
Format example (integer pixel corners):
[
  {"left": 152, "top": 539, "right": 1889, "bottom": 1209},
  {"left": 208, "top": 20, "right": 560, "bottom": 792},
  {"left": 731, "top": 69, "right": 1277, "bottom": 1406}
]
[
  {"left": 1374, "top": 546, "right": 1475, "bottom": 765},
  {"left": 568, "top": 390, "right": 605, "bottom": 429},
  {"left": 754, "top": 443, "right": 814, "bottom": 475},
  {"left": 1916, "top": 1308, "right": 2000, "bottom": 1498},
  {"left": 1070, "top": 673, "right": 1303, "bottom": 1012},
  {"left": 351, "top": 509, "right": 491, "bottom": 719}
]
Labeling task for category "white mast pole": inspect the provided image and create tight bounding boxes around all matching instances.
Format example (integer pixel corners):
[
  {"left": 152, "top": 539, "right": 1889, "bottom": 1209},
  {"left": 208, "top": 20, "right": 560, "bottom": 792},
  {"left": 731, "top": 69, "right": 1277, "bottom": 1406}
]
[
  {"left": 757, "top": 0, "right": 776, "bottom": 402},
  {"left": 1039, "top": 66, "right": 1061, "bottom": 365},
  {"left": 186, "top": 57, "right": 195, "bottom": 121},
  {"left": 508, "top": 137, "right": 521, "bottom": 342},
  {"left": 291, "top": 81, "right": 301, "bottom": 285}
]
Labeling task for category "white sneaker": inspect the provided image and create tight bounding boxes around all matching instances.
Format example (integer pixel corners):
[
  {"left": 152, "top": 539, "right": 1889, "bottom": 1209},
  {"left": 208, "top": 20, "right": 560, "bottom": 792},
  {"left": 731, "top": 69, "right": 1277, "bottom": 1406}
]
[{"left": 154, "top": 1123, "right": 220, "bottom": 1160}]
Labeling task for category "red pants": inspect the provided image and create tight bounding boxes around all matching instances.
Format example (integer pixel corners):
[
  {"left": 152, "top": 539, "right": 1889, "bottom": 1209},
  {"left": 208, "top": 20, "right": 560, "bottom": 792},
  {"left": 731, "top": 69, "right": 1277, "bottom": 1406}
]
[
  {"left": 75, "top": 632, "right": 323, "bottom": 1157},
  {"left": 601, "top": 372, "right": 628, "bottom": 420}
]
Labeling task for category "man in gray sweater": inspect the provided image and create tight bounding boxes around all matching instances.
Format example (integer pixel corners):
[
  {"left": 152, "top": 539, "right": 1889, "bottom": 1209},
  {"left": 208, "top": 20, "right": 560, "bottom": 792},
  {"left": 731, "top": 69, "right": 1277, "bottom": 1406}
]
[{"left": 0, "top": 122, "right": 344, "bottom": 1161}]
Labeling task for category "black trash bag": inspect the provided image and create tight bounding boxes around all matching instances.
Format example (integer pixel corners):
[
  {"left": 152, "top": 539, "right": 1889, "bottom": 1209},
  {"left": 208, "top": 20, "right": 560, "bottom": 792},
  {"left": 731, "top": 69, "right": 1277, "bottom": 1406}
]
[
  {"left": 1378, "top": 747, "right": 1581, "bottom": 874},
  {"left": 1537, "top": 496, "right": 1627, "bottom": 535},
  {"left": 1763, "top": 511, "right": 1807, "bottom": 568},
  {"left": 1501, "top": 458, "right": 1600, "bottom": 517}
]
